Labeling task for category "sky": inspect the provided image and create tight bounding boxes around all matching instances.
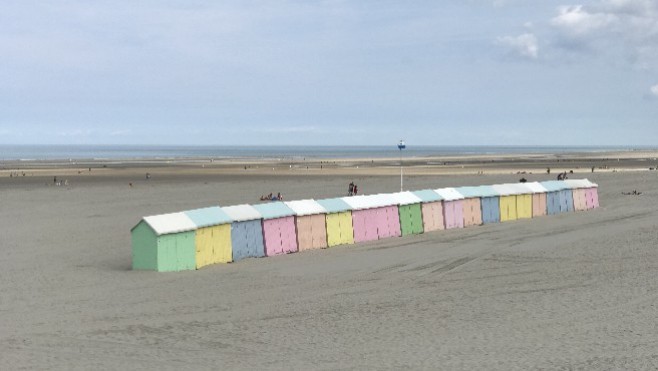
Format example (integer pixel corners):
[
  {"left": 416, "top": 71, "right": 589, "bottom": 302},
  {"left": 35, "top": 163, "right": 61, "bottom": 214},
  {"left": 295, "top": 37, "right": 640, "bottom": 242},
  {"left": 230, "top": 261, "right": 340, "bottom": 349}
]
[{"left": 1, "top": 0, "right": 657, "bottom": 146}]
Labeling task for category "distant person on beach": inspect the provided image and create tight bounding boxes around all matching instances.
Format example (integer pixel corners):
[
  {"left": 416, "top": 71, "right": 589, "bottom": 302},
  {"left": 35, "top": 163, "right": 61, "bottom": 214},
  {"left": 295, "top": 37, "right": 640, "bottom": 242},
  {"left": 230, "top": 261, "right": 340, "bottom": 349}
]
[
  {"left": 519, "top": 178, "right": 527, "bottom": 183},
  {"left": 348, "top": 182, "right": 354, "bottom": 196},
  {"left": 277, "top": 192, "right": 283, "bottom": 201},
  {"left": 353, "top": 184, "right": 358, "bottom": 195}
]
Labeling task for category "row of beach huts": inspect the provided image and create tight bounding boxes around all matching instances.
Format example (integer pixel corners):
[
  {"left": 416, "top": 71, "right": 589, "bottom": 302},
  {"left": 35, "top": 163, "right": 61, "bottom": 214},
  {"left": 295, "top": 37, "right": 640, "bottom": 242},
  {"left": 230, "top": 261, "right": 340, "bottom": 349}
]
[{"left": 131, "top": 179, "right": 599, "bottom": 272}]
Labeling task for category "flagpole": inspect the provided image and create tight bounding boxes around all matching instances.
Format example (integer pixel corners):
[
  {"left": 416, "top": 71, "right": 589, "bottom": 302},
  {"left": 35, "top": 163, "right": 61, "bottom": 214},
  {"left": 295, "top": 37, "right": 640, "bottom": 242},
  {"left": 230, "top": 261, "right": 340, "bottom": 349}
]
[{"left": 398, "top": 140, "right": 405, "bottom": 191}]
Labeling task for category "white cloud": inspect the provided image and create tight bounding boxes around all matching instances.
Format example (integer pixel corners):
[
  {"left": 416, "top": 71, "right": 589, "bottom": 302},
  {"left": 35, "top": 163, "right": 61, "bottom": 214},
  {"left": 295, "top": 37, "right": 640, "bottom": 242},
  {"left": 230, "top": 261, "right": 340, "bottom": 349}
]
[
  {"left": 548, "top": 1, "right": 658, "bottom": 68},
  {"left": 496, "top": 33, "right": 539, "bottom": 59},
  {"left": 550, "top": 5, "right": 618, "bottom": 35},
  {"left": 651, "top": 84, "right": 658, "bottom": 96}
]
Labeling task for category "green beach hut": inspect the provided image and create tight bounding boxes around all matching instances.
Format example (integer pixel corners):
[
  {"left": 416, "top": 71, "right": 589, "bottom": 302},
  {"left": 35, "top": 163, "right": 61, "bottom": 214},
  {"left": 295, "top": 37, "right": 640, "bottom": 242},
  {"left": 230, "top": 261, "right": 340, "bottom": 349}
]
[{"left": 131, "top": 212, "right": 198, "bottom": 272}]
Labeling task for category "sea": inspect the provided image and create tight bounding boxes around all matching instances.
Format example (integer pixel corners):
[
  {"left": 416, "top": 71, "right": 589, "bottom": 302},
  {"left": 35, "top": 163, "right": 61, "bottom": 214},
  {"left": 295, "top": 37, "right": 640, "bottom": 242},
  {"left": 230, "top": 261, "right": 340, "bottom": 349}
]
[{"left": 0, "top": 144, "right": 652, "bottom": 161}]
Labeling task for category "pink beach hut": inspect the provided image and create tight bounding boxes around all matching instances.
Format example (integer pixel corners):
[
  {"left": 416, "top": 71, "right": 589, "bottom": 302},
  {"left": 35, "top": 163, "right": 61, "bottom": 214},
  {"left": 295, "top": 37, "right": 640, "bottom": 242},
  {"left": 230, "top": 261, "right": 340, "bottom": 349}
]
[
  {"left": 342, "top": 194, "right": 401, "bottom": 243},
  {"left": 565, "top": 179, "right": 599, "bottom": 210},
  {"left": 284, "top": 199, "right": 328, "bottom": 251},
  {"left": 252, "top": 202, "right": 298, "bottom": 256},
  {"left": 433, "top": 188, "right": 465, "bottom": 230},
  {"left": 524, "top": 182, "right": 548, "bottom": 217},
  {"left": 411, "top": 190, "right": 445, "bottom": 233}
]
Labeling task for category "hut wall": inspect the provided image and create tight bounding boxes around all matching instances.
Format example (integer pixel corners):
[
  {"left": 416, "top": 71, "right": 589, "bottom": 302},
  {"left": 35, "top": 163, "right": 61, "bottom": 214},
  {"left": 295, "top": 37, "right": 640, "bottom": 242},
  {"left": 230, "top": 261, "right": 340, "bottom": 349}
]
[
  {"left": 499, "top": 195, "right": 518, "bottom": 222},
  {"left": 558, "top": 190, "right": 574, "bottom": 213},
  {"left": 480, "top": 197, "right": 500, "bottom": 224},
  {"left": 399, "top": 204, "right": 423, "bottom": 236},
  {"left": 462, "top": 198, "right": 482, "bottom": 227},
  {"left": 586, "top": 188, "right": 599, "bottom": 209},
  {"left": 532, "top": 193, "right": 547, "bottom": 217},
  {"left": 572, "top": 189, "right": 588, "bottom": 211},
  {"left": 231, "top": 220, "right": 265, "bottom": 262},
  {"left": 195, "top": 224, "right": 232, "bottom": 269},
  {"left": 546, "top": 192, "right": 560, "bottom": 215},
  {"left": 326, "top": 211, "right": 354, "bottom": 247},
  {"left": 516, "top": 194, "right": 533, "bottom": 219},
  {"left": 443, "top": 200, "right": 464, "bottom": 229},
  {"left": 263, "top": 216, "right": 298, "bottom": 256},
  {"left": 382, "top": 206, "right": 402, "bottom": 238},
  {"left": 352, "top": 209, "right": 378, "bottom": 243},
  {"left": 156, "top": 232, "right": 196, "bottom": 272},
  {"left": 296, "top": 214, "right": 327, "bottom": 251},
  {"left": 131, "top": 222, "right": 158, "bottom": 271},
  {"left": 421, "top": 201, "right": 445, "bottom": 232}
]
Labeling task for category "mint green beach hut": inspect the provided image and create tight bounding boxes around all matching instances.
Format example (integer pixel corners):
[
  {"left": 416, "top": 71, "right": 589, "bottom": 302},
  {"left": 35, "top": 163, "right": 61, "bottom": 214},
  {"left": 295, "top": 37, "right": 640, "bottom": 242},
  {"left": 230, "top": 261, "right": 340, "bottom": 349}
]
[{"left": 131, "top": 212, "right": 198, "bottom": 272}]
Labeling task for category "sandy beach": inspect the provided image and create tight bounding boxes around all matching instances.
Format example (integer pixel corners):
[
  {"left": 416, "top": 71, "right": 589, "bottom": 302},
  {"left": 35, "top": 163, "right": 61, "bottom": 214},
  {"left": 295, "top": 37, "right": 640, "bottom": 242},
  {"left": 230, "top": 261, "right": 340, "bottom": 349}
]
[{"left": 2, "top": 152, "right": 658, "bottom": 370}]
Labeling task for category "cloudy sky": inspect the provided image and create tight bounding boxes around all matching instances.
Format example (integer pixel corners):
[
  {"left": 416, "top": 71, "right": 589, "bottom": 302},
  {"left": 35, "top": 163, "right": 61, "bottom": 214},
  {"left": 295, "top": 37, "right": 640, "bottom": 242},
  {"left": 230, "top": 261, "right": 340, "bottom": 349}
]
[{"left": 1, "top": 0, "right": 657, "bottom": 146}]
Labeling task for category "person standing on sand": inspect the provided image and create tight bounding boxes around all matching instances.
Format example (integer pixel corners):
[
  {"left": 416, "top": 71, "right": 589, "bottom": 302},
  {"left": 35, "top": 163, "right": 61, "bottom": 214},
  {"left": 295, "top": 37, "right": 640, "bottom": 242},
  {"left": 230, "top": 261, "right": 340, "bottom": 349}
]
[
  {"left": 348, "top": 182, "right": 354, "bottom": 196},
  {"left": 353, "top": 184, "right": 358, "bottom": 195}
]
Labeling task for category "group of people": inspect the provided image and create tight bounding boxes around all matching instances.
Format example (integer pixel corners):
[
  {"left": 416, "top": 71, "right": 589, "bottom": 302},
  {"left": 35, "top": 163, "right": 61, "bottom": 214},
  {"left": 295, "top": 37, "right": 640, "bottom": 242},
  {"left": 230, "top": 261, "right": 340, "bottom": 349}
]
[
  {"left": 260, "top": 192, "right": 283, "bottom": 201},
  {"left": 348, "top": 182, "right": 359, "bottom": 196},
  {"left": 556, "top": 171, "right": 569, "bottom": 180}
]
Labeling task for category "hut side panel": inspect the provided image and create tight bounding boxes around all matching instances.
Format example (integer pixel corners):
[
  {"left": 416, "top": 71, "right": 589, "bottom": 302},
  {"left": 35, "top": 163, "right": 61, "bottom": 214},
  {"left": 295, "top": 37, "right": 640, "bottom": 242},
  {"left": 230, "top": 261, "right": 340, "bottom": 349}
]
[
  {"left": 351, "top": 210, "right": 367, "bottom": 243},
  {"left": 586, "top": 188, "right": 599, "bottom": 209},
  {"left": 572, "top": 189, "right": 587, "bottom": 211},
  {"left": 262, "top": 217, "right": 297, "bottom": 256},
  {"left": 532, "top": 194, "right": 547, "bottom": 217},
  {"left": 407, "top": 203, "right": 424, "bottom": 235},
  {"left": 516, "top": 194, "right": 533, "bottom": 219},
  {"left": 195, "top": 224, "right": 232, "bottom": 269},
  {"left": 157, "top": 231, "right": 196, "bottom": 272},
  {"left": 231, "top": 220, "right": 265, "bottom": 262},
  {"left": 480, "top": 197, "right": 500, "bottom": 224},
  {"left": 443, "top": 200, "right": 464, "bottom": 229},
  {"left": 131, "top": 222, "right": 158, "bottom": 271},
  {"left": 421, "top": 202, "right": 444, "bottom": 232},
  {"left": 384, "top": 206, "right": 402, "bottom": 238},
  {"left": 499, "top": 196, "right": 518, "bottom": 222},
  {"left": 295, "top": 216, "right": 315, "bottom": 251},
  {"left": 326, "top": 212, "right": 353, "bottom": 247},
  {"left": 546, "top": 192, "right": 560, "bottom": 215},
  {"left": 462, "top": 198, "right": 482, "bottom": 227},
  {"left": 309, "top": 214, "right": 328, "bottom": 249}
]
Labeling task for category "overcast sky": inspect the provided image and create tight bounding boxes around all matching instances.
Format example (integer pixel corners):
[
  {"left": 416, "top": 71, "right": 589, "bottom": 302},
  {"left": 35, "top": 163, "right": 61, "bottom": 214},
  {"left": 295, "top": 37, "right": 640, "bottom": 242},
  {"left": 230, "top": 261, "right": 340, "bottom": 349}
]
[{"left": 1, "top": 0, "right": 657, "bottom": 146}]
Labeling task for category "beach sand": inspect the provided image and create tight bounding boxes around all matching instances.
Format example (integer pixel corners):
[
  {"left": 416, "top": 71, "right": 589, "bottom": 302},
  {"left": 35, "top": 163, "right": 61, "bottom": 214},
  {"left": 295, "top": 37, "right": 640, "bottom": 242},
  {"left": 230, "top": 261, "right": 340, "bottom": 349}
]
[{"left": 1, "top": 153, "right": 658, "bottom": 370}]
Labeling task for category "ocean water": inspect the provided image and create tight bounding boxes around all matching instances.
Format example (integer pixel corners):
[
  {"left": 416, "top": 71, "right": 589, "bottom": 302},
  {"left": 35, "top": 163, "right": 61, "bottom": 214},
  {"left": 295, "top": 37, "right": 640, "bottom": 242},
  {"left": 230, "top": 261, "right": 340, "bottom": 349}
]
[{"left": 0, "top": 144, "right": 651, "bottom": 161}]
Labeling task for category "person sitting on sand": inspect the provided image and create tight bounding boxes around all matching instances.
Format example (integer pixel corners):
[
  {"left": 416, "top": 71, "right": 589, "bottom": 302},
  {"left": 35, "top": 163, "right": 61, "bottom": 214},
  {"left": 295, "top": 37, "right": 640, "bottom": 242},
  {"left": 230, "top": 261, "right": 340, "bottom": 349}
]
[{"left": 277, "top": 192, "right": 283, "bottom": 201}]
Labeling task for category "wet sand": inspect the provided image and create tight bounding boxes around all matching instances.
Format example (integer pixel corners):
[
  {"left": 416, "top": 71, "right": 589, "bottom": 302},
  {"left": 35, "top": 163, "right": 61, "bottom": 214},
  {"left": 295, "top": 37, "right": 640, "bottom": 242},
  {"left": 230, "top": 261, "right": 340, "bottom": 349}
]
[{"left": 1, "top": 153, "right": 658, "bottom": 369}]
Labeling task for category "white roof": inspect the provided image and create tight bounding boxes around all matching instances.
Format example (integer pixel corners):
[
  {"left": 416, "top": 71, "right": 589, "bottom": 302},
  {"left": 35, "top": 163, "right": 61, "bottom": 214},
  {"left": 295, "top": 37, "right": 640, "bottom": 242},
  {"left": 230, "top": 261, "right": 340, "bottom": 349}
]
[
  {"left": 491, "top": 184, "right": 516, "bottom": 196},
  {"left": 524, "top": 182, "right": 548, "bottom": 194},
  {"left": 342, "top": 193, "right": 397, "bottom": 210},
  {"left": 284, "top": 199, "right": 327, "bottom": 216},
  {"left": 141, "top": 212, "right": 197, "bottom": 236},
  {"left": 505, "top": 183, "right": 534, "bottom": 195},
  {"left": 564, "top": 179, "right": 598, "bottom": 189},
  {"left": 433, "top": 187, "right": 464, "bottom": 201},
  {"left": 221, "top": 204, "right": 262, "bottom": 222},
  {"left": 388, "top": 191, "right": 422, "bottom": 206}
]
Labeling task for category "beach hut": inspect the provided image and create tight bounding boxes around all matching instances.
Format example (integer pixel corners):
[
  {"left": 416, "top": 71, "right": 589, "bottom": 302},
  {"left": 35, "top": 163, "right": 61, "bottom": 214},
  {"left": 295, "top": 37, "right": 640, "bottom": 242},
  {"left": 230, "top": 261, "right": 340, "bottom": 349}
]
[
  {"left": 468, "top": 185, "right": 500, "bottom": 224},
  {"left": 131, "top": 212, "right": 197, "bottom": 272},
  {"left": 564, "top": 179, "right": 599, "bottom": 211},
  {"left": 492, "top": 184, "right": 518, "bottom": 222},
  {"left": 411, "top": 190, "right": 445, "bottom": 232},
  {"left": 433, "top": 188, "right": 465, "bottom": 229},
  {"left": 184, "top": 206, "right": 233, "bottom": 269},
  {"left": 540, "top": 181, "right": 574, "bottom": 214},
  {"left": 524, "top": 182, "right": 548, "bottom": 217},
  {"left": 505, "top": 183, "right": 533, "bottom": 220},
  {"left": 390, "top": 191, "right": 424, "bottom": 236},
  {"left": 342, "top": 194, "right": 401, "bottom": 243},
  {"left": 285, "top": 199, "right": 328, "bottom": 251},
  {"left": 453, "top": 186, "right": 484, "bottom": 227},
  {"left": 222, "top": 204, "right": 265, "bottom": 262},
  {"left": 252, "top": 202, "right": 298, "bottom": 256},
  {"left": 316, "top": 198, "right": 354, "bottom": 247}
]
